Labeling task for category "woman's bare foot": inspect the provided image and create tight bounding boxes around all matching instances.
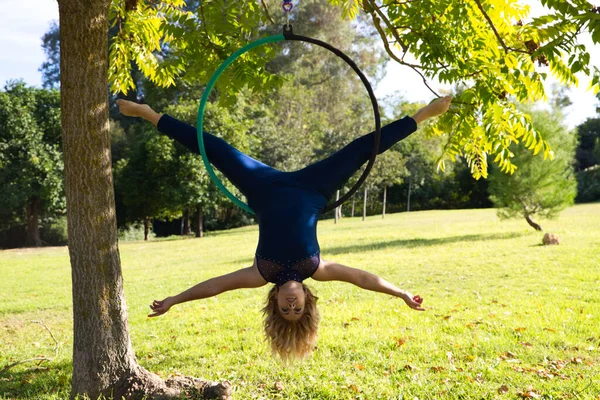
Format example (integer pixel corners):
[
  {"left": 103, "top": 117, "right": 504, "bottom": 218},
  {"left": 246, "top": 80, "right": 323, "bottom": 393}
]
[
  {"left": 115, "top": 99, "right": 162, "bottom": 126},
  {"left": 411, "top": 95, "right": 453, "bottom": 124}
]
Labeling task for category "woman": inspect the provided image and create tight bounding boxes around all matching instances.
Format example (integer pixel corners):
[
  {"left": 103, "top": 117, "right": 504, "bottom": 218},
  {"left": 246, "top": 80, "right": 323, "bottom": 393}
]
[{"left": 116, "top": 95, "right": 452, "bottom": 363}]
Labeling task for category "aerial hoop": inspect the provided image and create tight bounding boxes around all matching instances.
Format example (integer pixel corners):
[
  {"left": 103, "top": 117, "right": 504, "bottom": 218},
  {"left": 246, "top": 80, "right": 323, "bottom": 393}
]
[{"left": 197, "top": 25, "right": 381, "bottom": 214}]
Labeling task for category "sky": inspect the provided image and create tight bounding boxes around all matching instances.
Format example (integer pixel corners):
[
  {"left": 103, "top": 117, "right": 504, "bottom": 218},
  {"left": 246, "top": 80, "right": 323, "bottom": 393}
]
[{"left": 0, "top": 0, "right": 598, "bottom": 128}]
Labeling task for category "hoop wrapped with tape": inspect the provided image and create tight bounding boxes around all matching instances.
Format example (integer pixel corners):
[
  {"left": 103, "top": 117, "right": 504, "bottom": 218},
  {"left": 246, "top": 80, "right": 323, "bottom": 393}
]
[{"left": 196, "top": 26, "right": 381, "bottom": 214}]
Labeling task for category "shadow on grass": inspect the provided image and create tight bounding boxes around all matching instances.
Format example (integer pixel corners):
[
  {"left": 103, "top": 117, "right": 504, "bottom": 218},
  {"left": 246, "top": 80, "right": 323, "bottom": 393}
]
[
  {"left": 322, "top": 231, "right": 528, "bottom": 256},
  {"left": 0, "top": 360, "right": 72, "bottom": 399}
]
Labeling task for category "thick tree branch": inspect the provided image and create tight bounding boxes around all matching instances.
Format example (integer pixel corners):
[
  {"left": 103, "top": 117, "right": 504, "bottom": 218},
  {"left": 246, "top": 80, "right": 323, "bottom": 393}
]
[
  {"left": 364, "top": 3, "right": 440, "bottom": 97},
  {"left": 366, "top": 0, "right": 408, "bottom": 53},
  {"left": 473, "top": 0, "right": 510, "bottom": 53},
  {"left": 260, "top": 0, "right": 275, "bottom": 25},
  {"left": 473, "top": 0, "right": 531, "bottom": 55}
]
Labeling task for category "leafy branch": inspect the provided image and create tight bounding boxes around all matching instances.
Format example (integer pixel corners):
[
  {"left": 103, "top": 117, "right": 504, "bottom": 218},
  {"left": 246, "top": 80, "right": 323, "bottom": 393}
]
[{"left": 362, "top": 0, "right": 441, "bottom": 97}]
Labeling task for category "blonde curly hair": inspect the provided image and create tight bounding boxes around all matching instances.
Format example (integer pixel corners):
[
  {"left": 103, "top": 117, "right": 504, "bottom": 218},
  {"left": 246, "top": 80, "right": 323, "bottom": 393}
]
[{"left": 262, "top": 284, "right": 320, "bottom": 364}]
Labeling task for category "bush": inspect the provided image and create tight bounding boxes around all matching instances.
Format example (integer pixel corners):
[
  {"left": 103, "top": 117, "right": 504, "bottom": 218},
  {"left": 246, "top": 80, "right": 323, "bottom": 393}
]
[{"left": 40, "top": 216, "right": 68, "bottom": 246}]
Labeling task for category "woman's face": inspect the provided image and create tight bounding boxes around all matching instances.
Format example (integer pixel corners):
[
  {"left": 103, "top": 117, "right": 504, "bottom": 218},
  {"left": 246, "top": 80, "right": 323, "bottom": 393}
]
[{"left": 276, "top": 281, "right": 306, "bottom": 321}]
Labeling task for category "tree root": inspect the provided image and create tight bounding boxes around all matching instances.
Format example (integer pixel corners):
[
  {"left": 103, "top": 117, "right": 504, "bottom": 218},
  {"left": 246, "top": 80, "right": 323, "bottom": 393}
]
[{"left": 113, "top": 367, "right": 231, "bottom": 400}]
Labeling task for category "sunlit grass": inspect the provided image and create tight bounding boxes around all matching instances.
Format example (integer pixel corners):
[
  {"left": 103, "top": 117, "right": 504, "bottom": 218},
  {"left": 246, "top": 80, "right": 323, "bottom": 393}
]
[{"left": 1, "top": 204, "right": 599, "bottom": 399}]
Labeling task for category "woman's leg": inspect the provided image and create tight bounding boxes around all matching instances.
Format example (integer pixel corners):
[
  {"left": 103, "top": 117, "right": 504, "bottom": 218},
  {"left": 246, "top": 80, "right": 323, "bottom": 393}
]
[
  {"left": 116, "top": 100, "right": 276, "bottom": 196},
  {"left": 294, "top": 96, "right": 453, "bottom": 200}
]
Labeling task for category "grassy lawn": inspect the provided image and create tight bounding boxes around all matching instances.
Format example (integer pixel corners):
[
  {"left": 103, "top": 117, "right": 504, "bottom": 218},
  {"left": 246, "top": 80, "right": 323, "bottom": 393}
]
[{"left": 1, "top": 204, "right": 599, "bottom": 399}]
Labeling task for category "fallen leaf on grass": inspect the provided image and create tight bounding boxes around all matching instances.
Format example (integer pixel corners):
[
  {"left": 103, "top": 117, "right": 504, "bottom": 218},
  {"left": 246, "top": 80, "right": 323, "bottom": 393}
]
[
  {"left": 395, "top": 337, "right": 407, "bottom": 347},
  {"left": 430, "top": 366, "right": 445, "bottom": 372},
  {"left": 571, "top": 357, "right": 583, "bottom": 364},
  {"left": 351, "top": 317, "right": 360, "bottom": 321},
  {"left": 403, "top": 364, "right": 415, "bottom": 371},
  {"left": 354, "top": 363, "right": 364, "bottom": 371},
  {"left": 543, "top": 327, "right": 557, "bottom": 332},
  {"left": 500, "top": 351, "right": 518, "bottom": 360},
  {"left": 498, "top": 384, "right": 509, "bottom": 394},
  {"left": 518, "top": 388, "right": 542, "bottom": 398},
  {"left": 548, "top": 359, "right": 567, "bottom": 371},
  {"left": 536, "top": 370, "right": 555, "bottom": 380},
  {"left": 347, "top": 384, "right": 360, "bottom": 393},
  {"left": 519, "top": 342, "right": 533, "bottom": 348},
  {"left": 274, "top": 381, "right": 284, "bottom": 391},
  {"left": 514, "top": 327, "right": 526, "bottom": 332}
]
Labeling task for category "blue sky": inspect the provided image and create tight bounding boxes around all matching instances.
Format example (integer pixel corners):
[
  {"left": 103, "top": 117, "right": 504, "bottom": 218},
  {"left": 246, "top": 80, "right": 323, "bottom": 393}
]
[{"left": 1, "top": 0, "right": 598, "bottom": 128}]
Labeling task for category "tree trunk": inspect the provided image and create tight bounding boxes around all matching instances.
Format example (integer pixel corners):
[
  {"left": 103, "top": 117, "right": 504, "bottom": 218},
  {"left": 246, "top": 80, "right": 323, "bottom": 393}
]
[
  {"left": 25, "top": 196, "right": 42, "bottom": 247},
  {"left": 525, "top": 214, "right": 543, "bottom": 231},
  {"left": 382, "top": 186, "right": 387, "bottom": 219},
  {"left": 407, "top": 178, "right": 412, "bottom": 212},
  {"left": 59, "top": 1, "right": 229, "bottom": 398},
  {"left": 351, "top": 198, "right": 355, "bottom": 217},
  {"left": 362, "top": 188, "right": 368, "bottom": 221},
  {"left": 182, "top": 208, "right": 190, "bottom": 235},
  {"left": 334, "top": 190, "right": 339, "bottom": 224},
  {"left": 143, "top": 217, "right": 150, "bottom": 241},
  {"left": 195, "top": 204, "right": 204, "bottom": 238},
  {"left": 60, "top": 0, "right": 140, "bottom": 395}
]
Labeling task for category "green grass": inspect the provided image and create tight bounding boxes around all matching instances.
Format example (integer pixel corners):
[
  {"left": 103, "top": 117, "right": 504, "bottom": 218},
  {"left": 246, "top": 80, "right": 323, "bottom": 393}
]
[{"left": 1, "top": 204, "right": 600, "bottom": 399}]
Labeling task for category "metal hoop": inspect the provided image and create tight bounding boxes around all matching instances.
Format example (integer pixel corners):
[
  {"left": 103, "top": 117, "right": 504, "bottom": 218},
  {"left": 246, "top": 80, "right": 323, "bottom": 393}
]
[{"left": 197, "top": 27, "right": 381, "bottom": 214}]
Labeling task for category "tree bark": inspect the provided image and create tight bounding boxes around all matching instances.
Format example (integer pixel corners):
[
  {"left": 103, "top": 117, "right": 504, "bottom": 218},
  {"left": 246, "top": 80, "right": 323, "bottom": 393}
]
[
  {"left": 182, "top": 208, "right": 190, "bottom": 235},
  {"left": 382, "top": 186, "right": 387, "bottom": 219},
  {"left": 195, "top": 204, "right": 204, "bottom": 238},
  {"left": 59, "top": 1, "right": 229, "bottom": 398},
  {"left": 351, "top": 198, "right": 355, "bottom": 217},
  {"left": 334, "top": 190, "right": 339, "bottom": 224},
  {"left": 362, "top": 188, "right": 368, "bottom": 221},
  {"left": 525, "top": 214, "right": 543, "bottom": 231},
  {"left": 60, "top": 0, "right": 141, "bottom": 396},
  {"left": 143, "top": 217, "right": 150, "bottom": 241},
  {"left": 25, "top": 196, "right": 42, "bottom": 247},
  {"left": 407, "top": 178, "right": 412, "bottom": 212}
]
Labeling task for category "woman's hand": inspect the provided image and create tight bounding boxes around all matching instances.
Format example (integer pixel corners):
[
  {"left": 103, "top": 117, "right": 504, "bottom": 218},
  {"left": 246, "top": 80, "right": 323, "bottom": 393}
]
[
  {"left": 401, "top": 292, "right": 425, "bottom": 311},
  {"left": 148, "top": 297, "right": 175, "bottom": 317}
]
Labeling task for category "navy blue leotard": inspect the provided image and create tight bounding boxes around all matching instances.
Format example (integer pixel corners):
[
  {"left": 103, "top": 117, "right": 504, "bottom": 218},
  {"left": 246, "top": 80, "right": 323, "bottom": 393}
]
[{"left": 157, "top": 115, "right": 417, "bottom": 285}]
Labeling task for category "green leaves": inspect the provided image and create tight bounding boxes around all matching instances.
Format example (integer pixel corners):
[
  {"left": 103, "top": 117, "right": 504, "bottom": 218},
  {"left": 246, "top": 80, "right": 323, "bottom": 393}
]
[
  {"left": 362, "top": 0, "right": 598, "bottom": 177},
  {"left": 0, "top": 82, "right": 65, "bottom": 229},
  {"left": 106, "top": 0, "right": 599, "bottom": 179}
]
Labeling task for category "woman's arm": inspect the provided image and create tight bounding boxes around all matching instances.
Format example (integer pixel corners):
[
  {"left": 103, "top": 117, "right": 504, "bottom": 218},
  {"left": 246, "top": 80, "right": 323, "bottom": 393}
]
[
  {"left": 148, "top": 265, "right": 267, "bottom": 317},
  {"left": 312, "top": 259, "right": 425, "bottom": 311}
]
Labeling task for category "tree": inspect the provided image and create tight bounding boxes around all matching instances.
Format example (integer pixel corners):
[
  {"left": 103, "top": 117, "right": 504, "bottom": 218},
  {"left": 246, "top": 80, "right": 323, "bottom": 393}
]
[
  {"left": 372, "top": 150, "right": 406, "bottom": 218},
  {"left": 58, "top": 0, "right": 229, "bottom": 397},
  {"left": 574, "top": 116, "right": 600, "bottom": 203},
  {"left": 40, "top": 21, "right": 61, "bottom": 89},
  {"left": 488, "top": 107, "right": 577, "bottom": 231},
  {"left": 0, "top": 81, "right": 64, "bottom": 247},
  {"left": 575, "top": 117, "right": 600, "bottom": 171},
  {"left": 114, "top": 126, "right": 183, "bottom": 240}
]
